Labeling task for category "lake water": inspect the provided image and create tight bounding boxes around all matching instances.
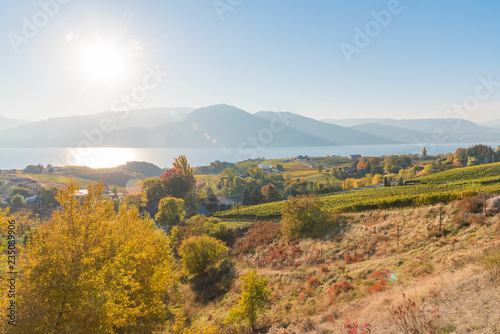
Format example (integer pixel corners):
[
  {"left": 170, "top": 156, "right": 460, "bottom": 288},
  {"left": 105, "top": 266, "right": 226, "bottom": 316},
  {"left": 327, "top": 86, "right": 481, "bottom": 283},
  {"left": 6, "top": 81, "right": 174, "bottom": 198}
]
[{"left": 0, "top": 143, "right": 496, "bottom": 170}]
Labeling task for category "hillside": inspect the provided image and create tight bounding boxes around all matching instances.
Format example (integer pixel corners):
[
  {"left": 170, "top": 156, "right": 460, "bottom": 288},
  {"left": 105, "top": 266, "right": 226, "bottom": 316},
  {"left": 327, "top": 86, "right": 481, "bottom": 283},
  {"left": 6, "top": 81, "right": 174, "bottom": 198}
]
[
  {"left": 0, "top": 115, "right": 28, "bottom": 132},
  {"left": 202, "top": 203, "right": 500, "bottom": 333},
  {"left": 349, "top": 123, "right": 427, "bottom": 143},
  {"left": 215, "top": 163, "right": 500, "bottom": 220}
]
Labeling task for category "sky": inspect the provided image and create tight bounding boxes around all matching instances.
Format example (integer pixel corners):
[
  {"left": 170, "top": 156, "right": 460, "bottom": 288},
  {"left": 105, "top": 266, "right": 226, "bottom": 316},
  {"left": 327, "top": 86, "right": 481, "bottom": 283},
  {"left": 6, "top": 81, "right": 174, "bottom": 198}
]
[{"left": 2, "top": 0, "right": 500, "bottom": 122}]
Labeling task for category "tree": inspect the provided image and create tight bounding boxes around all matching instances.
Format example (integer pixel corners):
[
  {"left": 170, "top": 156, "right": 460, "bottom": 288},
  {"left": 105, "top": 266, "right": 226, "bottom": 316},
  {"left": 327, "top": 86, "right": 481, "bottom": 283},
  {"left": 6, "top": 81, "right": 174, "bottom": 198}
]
[
  {"left": 10, "top": 187, "right": 29, "bottom": 198},
  {"left": 357, "top": 157, "right": 370, "bottom": 170},
  {"left": 242, "top": 188, "right": 252, "bottom": 205},
  {"left": 317, "top": 165, "right": 323, "bottom": 173},
  {"left": 422, "top": 146, "right": 427, "bottom": 157},
  {"left": 372, "top": 174, "right": 384, "bottom": 185},
  {"left": 173, "top": 155, "right": 193, "bottom": 176},
  {"left": 14, "top": 182, "right": 177, "bottom": 333},
  {"left": 225, "top": 270, "right": 272, "bottom": 331},
  {"left": 24, "top": 165, "right": 43, "bottom": 174},
  {"left": 40, "top": 186, "right": 59, "bottom": 206},
  {"left": 142, "top": 177, "right": 165, "bottom": 203},
  {"left": 281, "top": 195, "right": 331, "bottom": 239},
  {"left": 156, "top": 197, "right": 185, "bottom": 227},
  {"left": 161, "top": 169, "right": 195, "bottom": 199},
  {"left": 179, "top": 235, "right": 228, "bottom": 276},
  {"left": 124, "top": 192, "right": 147, "bottom": 209},
  {"left": 11, "top": 194, "right": 25, "bottom": 209},
  {"left": 261, "top": 183, "right": 280, "bottom": 202}
]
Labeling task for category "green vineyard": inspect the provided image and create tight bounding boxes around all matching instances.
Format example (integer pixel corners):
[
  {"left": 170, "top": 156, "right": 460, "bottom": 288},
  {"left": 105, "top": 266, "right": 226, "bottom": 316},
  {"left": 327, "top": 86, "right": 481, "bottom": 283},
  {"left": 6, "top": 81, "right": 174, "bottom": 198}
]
[{"left": 215, "top": 163, "right": 500, "bottom": 220}]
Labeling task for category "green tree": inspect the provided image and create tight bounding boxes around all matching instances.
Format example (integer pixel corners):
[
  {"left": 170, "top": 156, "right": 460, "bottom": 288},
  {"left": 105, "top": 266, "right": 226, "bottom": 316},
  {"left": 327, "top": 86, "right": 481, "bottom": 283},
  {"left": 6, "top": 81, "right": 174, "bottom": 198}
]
[
  {"left": 24, "top": 165, "right": 43, "bottom": 174},
  {"left": 179, "top": 235, "right": 228, "bottom": 276},
  {"left": 281, "top": 195, "right": 331, "bottom": 239},
  {"left": 225, "top": 270, "right": 272, "bottom": 331},
  {"left": 10, "top": 187, "right": 29, "bottom": 198},
  {"left": 156, "top": 197, "right": 185, "bottom": 227},
  {"left": 317, "top": 165, "right": 323, "bottom": 173},
  {"left": 14, "top": 182, "right": 177, "bottom": 333},
  {"left": 422, "top": 146, "right": 427, "bottom": 157},
  {"left": 40, "top": 186, "right": 59, "bottom": 205},
  {"left": 11, "top": 194, "right": 26, "bottom": 209}
]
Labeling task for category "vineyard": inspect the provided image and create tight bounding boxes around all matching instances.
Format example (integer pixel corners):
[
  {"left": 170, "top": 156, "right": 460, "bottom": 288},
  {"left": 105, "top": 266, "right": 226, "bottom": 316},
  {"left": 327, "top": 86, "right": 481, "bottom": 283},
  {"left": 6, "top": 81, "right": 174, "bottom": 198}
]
[{"left": 215, "top": 163, "right": 500, "bottom": 220}]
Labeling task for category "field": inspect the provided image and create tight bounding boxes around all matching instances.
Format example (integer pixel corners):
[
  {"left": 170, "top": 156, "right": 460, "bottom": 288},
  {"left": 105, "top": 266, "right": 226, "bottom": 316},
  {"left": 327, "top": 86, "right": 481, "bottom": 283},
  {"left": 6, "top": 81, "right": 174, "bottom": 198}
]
[{"left": 215, "top": 163, "right": 500, "bottom": 220}]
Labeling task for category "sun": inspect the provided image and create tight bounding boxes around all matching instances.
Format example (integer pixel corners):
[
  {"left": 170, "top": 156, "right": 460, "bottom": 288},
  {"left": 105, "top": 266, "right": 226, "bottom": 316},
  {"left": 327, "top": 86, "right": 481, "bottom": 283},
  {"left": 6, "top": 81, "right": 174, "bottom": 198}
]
[{"left": 81, "top": 44, "right": 125, "bottom": 81}]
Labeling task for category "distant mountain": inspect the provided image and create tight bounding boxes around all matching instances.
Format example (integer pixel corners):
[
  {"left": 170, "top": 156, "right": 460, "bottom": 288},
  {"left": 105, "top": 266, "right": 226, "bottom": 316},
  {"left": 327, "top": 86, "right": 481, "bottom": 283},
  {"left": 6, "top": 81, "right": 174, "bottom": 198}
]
[
  {"left": 255, "top": 111, "right": 396, "bottom": 145},
  {"left": 87, "top": 107, "right": 193, "bottom": 130},
  {"left": 2, "top": 106, "right": 499, "bottom": 148},
  {"left": 324, "top": 118, "right": 500, "bottom": 143},
  {"left": 0, "top": 115, "right": 28, "bottom": 132},
  {"left": 349, "top": 123, "right": 427, "bottom": 143},
  {"left": 481, "top": 119, "right": 500, "bottom": 129},
  {"left": 0, "top": 107, "right": 193, "bottom": 147},
  {"left": 322, "top": 118, "right": 391, "bottom": 127},
  {"left": 103, "top": 105, "right": 365, "bottom": 148}
]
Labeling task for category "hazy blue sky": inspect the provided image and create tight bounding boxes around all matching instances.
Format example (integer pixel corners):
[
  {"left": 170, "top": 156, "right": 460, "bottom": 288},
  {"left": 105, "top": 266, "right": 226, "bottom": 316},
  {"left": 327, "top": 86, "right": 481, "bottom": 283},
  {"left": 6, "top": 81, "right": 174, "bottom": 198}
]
[{"left": 2, "top": 0, "right": 500, "bottom": 122}]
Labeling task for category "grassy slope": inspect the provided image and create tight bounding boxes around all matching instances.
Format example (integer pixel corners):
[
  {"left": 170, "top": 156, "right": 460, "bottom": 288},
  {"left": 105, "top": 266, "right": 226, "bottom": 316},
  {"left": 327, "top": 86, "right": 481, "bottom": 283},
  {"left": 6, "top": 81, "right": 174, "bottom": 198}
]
[
  {"left": 185, "top": 204, "right": 500, "bottom": 333},
  {"left": 215, "top": 163, "right": 500, "bottom": 220}
]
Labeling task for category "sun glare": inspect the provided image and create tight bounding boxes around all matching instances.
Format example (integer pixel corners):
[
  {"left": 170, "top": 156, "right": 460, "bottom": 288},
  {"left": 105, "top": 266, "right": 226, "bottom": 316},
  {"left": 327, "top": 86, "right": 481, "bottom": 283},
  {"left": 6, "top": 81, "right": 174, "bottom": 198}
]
[{"left": 81, "top": 44, "right": 125, "bottom": 81}]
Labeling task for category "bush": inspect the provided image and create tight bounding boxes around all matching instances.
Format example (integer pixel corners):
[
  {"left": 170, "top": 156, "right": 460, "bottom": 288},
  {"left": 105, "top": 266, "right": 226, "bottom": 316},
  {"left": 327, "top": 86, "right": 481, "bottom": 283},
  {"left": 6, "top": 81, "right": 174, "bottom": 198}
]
[
  {"left": 281, "top": 195, "right": 333, "bottom": 240},
  {"left": 389, "top": 293, "right": 440, "bottom": 334},
  {"left": 179, "top": 235, "right": 228, "bottom": 276},
  {"left": 10, "top": 194, "right": 26, "bottom": 209},
  {"left": 10, "top": 187, "right": 30, "bottom": 197},
  {"left": 457, "top": 196, "right": 482, "bottom": 213},
  {"left": 482, "top": 249, "right": 500, "bottom": 283},
  {"left": 232, "top": 221, "right": 281, "bottom": 254}
]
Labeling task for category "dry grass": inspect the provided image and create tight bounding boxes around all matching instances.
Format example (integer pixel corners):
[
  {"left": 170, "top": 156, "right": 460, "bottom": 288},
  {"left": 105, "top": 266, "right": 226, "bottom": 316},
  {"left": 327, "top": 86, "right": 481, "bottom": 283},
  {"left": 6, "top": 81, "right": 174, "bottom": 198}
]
[{"left": 178, "top": 198, "right": 500, "bottom": 333}]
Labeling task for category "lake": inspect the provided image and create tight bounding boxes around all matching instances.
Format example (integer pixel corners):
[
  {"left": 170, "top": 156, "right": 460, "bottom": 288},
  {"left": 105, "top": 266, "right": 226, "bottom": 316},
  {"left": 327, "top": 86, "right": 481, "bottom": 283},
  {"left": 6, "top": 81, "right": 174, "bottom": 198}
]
[{"left": 0, "top": 143, "right": 496, "bottom": 170}]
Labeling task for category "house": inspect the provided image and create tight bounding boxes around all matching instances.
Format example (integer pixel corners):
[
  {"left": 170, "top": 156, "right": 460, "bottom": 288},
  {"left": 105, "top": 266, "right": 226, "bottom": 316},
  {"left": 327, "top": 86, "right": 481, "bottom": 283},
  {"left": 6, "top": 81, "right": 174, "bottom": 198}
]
[
  {"left": 258, "top": 164, "right": 273, "bottom": 172},
  {"left": 349, "top": 155, "right": 361, "bottom": 162}
]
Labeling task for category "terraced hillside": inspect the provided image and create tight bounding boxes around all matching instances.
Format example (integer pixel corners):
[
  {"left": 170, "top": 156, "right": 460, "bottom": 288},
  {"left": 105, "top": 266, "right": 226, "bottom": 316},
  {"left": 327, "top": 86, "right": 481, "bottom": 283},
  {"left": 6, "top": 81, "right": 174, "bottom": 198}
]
[{"left": 215, "top": 163, "right": 500, "bottom": 220}]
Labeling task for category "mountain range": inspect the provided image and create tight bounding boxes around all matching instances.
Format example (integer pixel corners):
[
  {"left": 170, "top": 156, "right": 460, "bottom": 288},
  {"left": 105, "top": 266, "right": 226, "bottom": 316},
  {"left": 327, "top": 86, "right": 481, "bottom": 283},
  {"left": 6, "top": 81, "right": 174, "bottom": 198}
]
[{"left": 1, "top": 105, "right": 499, "bottom": 148}]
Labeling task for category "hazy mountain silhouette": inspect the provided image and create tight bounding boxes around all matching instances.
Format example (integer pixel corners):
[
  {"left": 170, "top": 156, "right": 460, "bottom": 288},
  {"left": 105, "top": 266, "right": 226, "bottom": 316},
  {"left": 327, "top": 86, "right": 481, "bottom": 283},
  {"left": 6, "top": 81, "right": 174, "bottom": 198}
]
[
  {"left": 1, "top": 106, "right": 499, "bottom": 148},
  {"left": 0, "top": 115, "right": 28, "bottom": 132},
  {"left": 324, "top": 118, "right": 500, "bottom": 143},
  {"left": 349, "top": 123, "right": 427, "bottom": 143}
]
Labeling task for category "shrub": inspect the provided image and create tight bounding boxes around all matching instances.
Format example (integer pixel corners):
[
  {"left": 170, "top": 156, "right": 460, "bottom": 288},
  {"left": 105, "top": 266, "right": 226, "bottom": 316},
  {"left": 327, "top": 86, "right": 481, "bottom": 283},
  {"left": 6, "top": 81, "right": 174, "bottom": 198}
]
[
  {"left": 179, "top": 235, "right": 228, "bottom": 276},
  {"left": 328, "top": 281, "right": 353, "bottom": 299},
  {"left": 10, "top": 187, "right": 29, "bottom": 197},
  {"left": 10, "top": 194, "right": 26, "bottom": 209},
  {"left": 482, "top": 249, "right": 500, "bottom": 283},
  {"left": 281, "top": 195, "right": 333, "bottom": 240},
  {"left": 232, "top": 221, "right": 281, "bottom": 254},
  {"left": 457, "top": 196, "right": 481, "bottom": 213},
  {"left": 388, "top": 294, "right": 440, "bottom": 334}
]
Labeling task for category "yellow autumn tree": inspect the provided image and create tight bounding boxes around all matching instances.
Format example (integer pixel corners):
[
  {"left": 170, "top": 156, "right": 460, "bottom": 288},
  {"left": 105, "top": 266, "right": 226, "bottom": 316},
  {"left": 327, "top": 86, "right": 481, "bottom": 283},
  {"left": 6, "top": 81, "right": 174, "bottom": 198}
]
[{"left": 14, "top": 182, "right": 178, "bottom": 334}]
